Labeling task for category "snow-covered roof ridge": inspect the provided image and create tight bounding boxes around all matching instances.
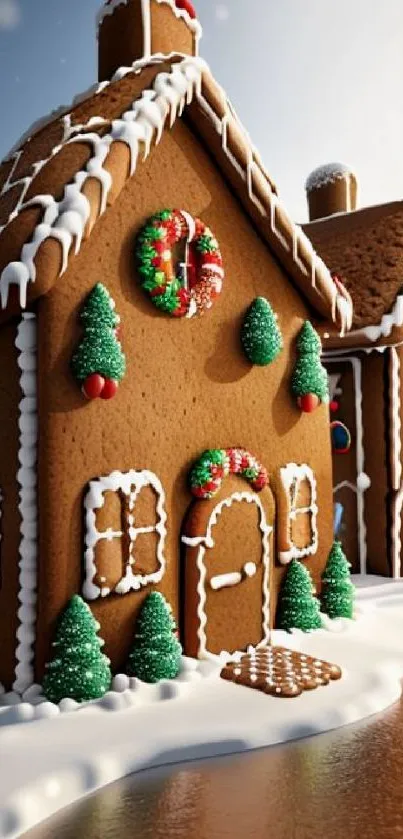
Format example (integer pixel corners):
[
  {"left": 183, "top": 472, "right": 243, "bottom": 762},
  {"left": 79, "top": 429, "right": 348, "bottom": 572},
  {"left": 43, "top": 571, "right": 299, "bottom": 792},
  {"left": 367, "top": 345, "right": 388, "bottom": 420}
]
[{"left": 306, "top": 162, "right": 356, "bottom": 193}]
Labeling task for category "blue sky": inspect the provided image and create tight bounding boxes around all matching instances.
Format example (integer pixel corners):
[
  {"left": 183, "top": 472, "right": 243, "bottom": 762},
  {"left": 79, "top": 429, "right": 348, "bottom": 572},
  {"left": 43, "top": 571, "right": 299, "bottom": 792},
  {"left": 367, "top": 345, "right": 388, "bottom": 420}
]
[{"left": 1, "top": 0, "right": 403, "bottom": 219}]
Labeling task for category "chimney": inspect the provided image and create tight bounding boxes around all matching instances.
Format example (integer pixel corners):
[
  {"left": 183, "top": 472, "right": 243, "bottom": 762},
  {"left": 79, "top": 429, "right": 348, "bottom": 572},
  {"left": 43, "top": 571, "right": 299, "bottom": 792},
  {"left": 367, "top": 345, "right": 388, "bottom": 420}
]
[
  {"left": 97, "top": 0, "right": 202, "bottom": 83},
  {"left": 305, "top": 163, "right": 358, "bottom": 222}
]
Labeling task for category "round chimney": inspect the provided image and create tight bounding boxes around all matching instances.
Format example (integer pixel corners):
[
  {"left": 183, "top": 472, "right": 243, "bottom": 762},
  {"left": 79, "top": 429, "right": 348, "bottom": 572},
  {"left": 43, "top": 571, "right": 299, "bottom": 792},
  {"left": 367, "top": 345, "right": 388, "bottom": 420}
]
[
  {"left": 305, "top": 163, "right": 358, "bottom": 222},
  {"left": 97, "top": 0, "right": 202, "bottom": 83}
]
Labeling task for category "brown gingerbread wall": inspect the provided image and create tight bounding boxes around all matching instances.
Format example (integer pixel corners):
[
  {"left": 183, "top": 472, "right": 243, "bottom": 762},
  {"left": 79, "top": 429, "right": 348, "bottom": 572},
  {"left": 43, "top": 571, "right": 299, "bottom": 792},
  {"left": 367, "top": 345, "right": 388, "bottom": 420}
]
[
  {"left": 0, "top": 319, "right": 23, "bottom": 687},
  {"left": 33, "top": 116, "right": 334, "bottom": 680},
  {"left": 362, "top": 351, "right": 390, "bottom": 575}
]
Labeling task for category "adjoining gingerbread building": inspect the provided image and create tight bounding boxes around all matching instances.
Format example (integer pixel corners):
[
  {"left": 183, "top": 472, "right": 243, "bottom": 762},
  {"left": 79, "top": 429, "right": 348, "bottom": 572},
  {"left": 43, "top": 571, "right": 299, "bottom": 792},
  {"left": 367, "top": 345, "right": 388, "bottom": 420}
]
[
  {"left": 303, "top": 164, "right": 403, "bottom": 579},
  {"left": 0, "top": 0, "right": 352, "bottom": 693}
]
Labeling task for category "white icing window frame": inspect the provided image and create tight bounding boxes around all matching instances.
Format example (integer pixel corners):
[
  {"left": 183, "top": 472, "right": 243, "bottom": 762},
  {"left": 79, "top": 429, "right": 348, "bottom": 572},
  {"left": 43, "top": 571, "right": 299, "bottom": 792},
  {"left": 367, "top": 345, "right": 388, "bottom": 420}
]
[
  {"left": 278, "top": 464, "right": 318, "bottom": 565},
  {"left": 83, "top": 469, "right": 167, "bottom": 600}
]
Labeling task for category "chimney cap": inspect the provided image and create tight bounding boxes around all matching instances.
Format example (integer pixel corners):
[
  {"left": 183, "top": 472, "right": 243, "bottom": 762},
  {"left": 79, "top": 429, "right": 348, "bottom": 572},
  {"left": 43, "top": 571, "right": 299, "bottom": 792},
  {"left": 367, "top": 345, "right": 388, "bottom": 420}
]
[{"left": 305, "top": 162, "right": 356, "bottom": 194}]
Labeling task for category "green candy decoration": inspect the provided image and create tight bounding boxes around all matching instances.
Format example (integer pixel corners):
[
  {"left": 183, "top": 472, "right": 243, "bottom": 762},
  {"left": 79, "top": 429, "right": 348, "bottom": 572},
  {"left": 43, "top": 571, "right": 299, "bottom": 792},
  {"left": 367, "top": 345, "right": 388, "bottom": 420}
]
[
  {"left": 241, "top": 297, "right": 283, "bottom": 366},
  {"left": 291, "top": 321, "right": 329, "bottom": 404},
  {"left": 126, "top": 592, "right": 182, "bottom": 683},
  {"left": 321, "top": 541, "right": 355, "bottom": 619},
  {"left": 42, "top": 595, "right": 112, "bottom": 704},
  {"left": 277, "top": 560, "right": 322, "bottom": 632},
  {"left": 71, "top": 283, "right": 126, "bottom": 387}
]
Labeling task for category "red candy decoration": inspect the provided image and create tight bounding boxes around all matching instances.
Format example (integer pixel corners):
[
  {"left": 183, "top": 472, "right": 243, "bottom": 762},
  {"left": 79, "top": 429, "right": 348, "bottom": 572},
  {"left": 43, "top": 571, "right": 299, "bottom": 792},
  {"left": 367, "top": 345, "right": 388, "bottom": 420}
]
[
  {"left": 297, "top": 393, "right": 320, "bottom": 413},
  {"left": 175, "top": 0, "right": 196, "bottom": 18},
  {"left": 330, "top": 400, "right": 339, "bottom": 413},
  {"left": 82, "top": 373, "right": 105, "bottom": 400},
  {"left": 100, "top": 379, "right": 119, "bottom": 400}
]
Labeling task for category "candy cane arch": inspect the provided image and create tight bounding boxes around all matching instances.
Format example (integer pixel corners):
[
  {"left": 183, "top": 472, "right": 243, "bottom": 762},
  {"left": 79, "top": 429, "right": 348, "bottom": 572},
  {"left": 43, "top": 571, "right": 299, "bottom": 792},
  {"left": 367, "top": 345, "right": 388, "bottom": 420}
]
[
  {"left": 190, "top": 448, "right": 268, "bottom": 499},
  {"left": 136, "top": 209, "right": 224, "bottom": 318}
]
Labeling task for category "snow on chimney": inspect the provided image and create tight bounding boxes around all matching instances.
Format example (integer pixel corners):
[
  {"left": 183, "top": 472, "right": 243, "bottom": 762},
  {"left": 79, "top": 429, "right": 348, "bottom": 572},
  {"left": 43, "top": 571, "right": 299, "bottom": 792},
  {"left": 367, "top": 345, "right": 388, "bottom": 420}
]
[
  {"left": 305, "top": 163, "right": 358, "bottom": 222},
  {"left": 97, "top": 0, "right": 202, "bottom": 83}
]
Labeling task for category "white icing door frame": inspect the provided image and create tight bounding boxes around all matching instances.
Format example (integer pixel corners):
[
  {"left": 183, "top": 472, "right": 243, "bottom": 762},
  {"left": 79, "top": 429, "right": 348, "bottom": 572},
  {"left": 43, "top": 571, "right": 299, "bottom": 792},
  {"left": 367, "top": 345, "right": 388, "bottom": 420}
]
[
  {"left": 325, "top": 356, "right": 368, "bottom": 575},
  {"left": 182, "top": 491, "right": 272, "bottom": 660}
]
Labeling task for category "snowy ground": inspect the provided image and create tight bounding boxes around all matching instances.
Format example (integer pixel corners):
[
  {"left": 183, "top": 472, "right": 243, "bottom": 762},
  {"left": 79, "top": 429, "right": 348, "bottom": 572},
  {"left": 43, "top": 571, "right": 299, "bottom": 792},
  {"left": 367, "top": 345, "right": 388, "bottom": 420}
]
[{"left": 1, "top": 576, "right": 403, "bottom": 839}]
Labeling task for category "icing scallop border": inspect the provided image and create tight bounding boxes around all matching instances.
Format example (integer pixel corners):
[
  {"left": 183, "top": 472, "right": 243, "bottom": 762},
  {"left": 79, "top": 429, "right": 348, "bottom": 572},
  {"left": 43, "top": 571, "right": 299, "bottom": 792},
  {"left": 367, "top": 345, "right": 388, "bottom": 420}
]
[{"left": 13, "top": 312, "right": 38, "bottom": 693}]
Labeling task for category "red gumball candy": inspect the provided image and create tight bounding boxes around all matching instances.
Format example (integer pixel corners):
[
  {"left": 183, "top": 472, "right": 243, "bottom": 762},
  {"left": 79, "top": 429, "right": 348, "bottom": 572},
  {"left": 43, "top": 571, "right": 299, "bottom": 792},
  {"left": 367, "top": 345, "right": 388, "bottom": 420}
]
[
  {"left": 82, "top": 373, "right": 105, "bottom": 400},
  {"left": 100, "top": 378, "right": 119, "bottom": 400},
  {"left": 330, "top": 400, "right": 339, "bottom": 413},
  {"left": 175, "top": 0, "right": 197, "bottom": 18},
  {"left": 297, "top": 393, "right": 320, "bottom": 413}
]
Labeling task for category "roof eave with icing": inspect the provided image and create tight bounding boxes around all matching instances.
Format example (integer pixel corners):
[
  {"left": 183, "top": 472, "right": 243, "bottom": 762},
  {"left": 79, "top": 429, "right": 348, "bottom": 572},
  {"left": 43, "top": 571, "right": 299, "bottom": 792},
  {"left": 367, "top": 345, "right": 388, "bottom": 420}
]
[{"left": 0, "top": 54, "right": 353, "bottom": 334}]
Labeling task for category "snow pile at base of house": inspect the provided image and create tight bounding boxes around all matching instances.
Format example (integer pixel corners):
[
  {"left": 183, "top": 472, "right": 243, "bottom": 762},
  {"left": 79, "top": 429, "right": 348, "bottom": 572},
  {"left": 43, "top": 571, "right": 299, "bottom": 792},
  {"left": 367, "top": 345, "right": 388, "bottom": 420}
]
[
  {"left": 1, "top": 581, "right": 403, "bottom": 839},
  {"left": 0, "top": 657, "right": 219, "bottom": 727},
  {"left": 305, "top": 162, "right": 356, "bottom": 193}
]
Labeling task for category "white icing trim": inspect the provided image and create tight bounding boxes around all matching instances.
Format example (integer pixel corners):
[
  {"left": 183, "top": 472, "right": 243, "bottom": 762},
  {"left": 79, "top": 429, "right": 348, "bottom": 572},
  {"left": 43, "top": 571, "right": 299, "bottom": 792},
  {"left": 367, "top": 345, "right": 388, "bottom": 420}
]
[
  {"left": 0, "top": 57, "right": 206, "bottom": 309},
  {"left": 392, "top": 487, "right": 403, "bottom": 580},
  {"left": 328, "top": 373, "right": 342, "bottom": 403},
  {"left": 183, "top": 492, "right": 272, "bottom": 660},
  {"left": 325, "top": 357, "right": 368, "bottom": 575},
  {"left": 209, "top": 561, "right": 258, "bottom": 591},
  {"left": 210, "top": 572, "right": 241, "bottom": 591},
  {"left": 347, "top": 296, "right": 403, "bottom": 344},
  {"left": 141, "top": 0, "right": 152, "bottom": 59},
  {"left": 0, "top": 55, "right": 351, "bottom": 334},
  {"left": 389, "top": 347, "right": 402, "bottom": 578},
  {"left": 390, "top": 348, "right": 402, "bottom": 492},
  {"left": 13, "top": 313, "right": 38, "bottom": 694},
  {"left": 278, "top": 464, "right": 318, "bottom": 564},
  {"left": 83, "top": 469, "right": 167, "bottom": 600}
]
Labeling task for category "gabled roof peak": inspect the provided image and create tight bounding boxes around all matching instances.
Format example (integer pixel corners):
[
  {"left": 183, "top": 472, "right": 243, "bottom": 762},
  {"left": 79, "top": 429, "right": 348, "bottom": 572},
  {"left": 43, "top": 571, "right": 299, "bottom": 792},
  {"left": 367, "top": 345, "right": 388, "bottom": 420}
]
[{"left": 0, "top": 55, "right": 353, "bottom": 334}]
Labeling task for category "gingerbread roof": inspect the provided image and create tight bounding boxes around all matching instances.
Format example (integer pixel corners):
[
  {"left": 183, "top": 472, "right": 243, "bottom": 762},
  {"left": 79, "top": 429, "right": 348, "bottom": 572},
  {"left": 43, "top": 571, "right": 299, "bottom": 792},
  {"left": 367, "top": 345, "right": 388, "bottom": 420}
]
[
  {"left": 303, "top": 202, "right": 403, "bottom": 345},
  {"left": 0, "top": 53, "right": 353, "bottom": 332}
]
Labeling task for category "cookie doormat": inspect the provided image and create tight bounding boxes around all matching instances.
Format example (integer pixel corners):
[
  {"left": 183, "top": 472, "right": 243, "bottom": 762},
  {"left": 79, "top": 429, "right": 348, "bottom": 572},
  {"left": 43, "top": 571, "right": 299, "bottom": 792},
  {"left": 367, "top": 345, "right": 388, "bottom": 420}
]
[{"left": 220, "top": 646, "right": 342, "bottom": 698}]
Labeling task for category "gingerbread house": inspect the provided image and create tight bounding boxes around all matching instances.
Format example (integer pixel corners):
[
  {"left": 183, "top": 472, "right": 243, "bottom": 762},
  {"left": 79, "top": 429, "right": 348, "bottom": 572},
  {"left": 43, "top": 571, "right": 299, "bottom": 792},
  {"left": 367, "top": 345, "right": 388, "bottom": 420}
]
[
  {"left": 303, "top": 164, "right": 403, "bottom": 579},
  {"left": 0, "top": 0, "right": 352, "bottom": 693}
]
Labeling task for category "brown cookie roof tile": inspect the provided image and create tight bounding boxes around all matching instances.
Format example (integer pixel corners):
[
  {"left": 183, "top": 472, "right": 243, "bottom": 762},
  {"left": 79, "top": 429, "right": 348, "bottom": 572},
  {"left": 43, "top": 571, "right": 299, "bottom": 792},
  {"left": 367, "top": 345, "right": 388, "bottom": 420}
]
[
  {"left": 0, "top": 54, "right": 352, "bottom": 332},
  {"left": 303, "top": 203, "right": 403, "bottom": 341}
]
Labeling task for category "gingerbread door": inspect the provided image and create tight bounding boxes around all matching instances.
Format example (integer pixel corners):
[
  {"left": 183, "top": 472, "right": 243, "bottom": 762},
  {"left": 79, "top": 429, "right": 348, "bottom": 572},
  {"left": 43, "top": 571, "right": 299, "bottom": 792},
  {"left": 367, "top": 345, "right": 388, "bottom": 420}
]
[
  {"left": 181, "top": 474, "right": 275, "bottom": 659},
  {"left": 326, "top": 357, "right": 369, "bottom": 574}
]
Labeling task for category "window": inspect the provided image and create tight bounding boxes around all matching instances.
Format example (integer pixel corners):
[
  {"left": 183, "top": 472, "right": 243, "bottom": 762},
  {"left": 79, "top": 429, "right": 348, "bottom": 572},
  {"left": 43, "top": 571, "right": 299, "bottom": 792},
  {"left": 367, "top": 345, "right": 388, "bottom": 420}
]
[
  {"left": 83, "top": 469, "right": 167, "bottom": 600},
  {"left": 278, "top": 464, "right": 318, "bottom": 564}
]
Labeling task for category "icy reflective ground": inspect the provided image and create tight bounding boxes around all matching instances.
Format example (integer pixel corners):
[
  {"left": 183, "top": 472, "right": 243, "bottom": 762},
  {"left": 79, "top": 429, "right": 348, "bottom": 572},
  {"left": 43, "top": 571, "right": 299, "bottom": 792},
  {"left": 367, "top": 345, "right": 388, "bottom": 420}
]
[{"left": 22, "top": 696, "right": 403, "bottom": 839}]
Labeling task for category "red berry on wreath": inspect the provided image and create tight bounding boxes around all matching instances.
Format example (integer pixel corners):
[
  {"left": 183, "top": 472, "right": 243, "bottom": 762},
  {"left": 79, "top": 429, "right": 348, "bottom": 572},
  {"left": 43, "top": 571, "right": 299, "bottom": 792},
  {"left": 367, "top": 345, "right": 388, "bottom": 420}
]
[
  {"left": 100, "top": 378, "right": 119, "bottom": 400},
  {"left": 297, "top": 393, "right": 320, "bottom": 413},
  {"left": 82, "top": 373, "right": 105, "bottom": 400}
]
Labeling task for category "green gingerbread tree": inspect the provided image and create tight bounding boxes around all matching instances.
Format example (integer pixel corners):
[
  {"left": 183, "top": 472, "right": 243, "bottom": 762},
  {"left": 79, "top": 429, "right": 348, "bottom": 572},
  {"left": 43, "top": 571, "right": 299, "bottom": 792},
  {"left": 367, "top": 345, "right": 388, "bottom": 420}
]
[
  {"left": 241, "top": 297, "right": 283, "bottom": 365},
  {"left": 291, "top": 321, "right": 329, "bottom": 412},
  {"left": 126, "top": 592, "right": 182, "bottom": 683},
  {"left": 42, "top": 595, "right": 112, "bottom": 704},
  {"left": 321, "top": 541, "right": 355, "bottom": 619},
  {"left": 277, "top": 559, "right": 322, "bottom": 631},
  {"left": 71, "top": 283, "right": 126, "bottom": 401}
]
